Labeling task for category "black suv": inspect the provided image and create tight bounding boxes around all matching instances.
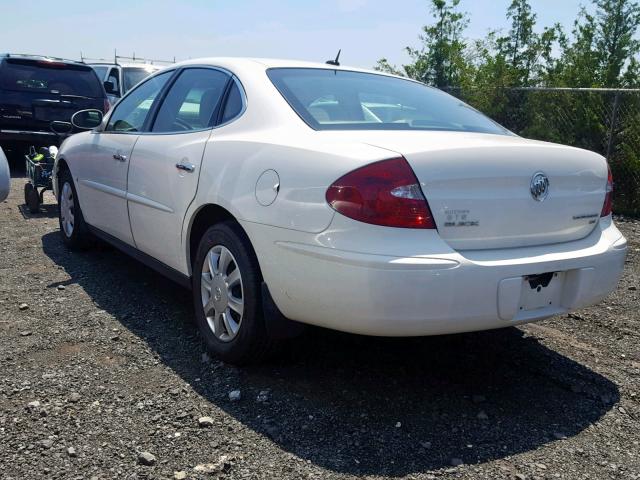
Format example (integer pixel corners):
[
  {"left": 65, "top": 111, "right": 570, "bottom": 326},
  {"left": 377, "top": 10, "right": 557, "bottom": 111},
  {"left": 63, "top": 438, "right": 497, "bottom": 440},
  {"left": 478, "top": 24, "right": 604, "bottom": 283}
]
[{"left": 0, "top": 54, "right": 108, "bottom": 151}]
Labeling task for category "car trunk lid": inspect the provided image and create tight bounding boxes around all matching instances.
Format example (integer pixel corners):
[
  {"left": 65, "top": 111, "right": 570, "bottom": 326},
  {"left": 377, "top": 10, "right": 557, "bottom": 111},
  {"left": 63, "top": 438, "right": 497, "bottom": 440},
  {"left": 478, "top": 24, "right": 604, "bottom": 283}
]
[{"left": 321, "top": 130, "right": 608, "bottom": 250}]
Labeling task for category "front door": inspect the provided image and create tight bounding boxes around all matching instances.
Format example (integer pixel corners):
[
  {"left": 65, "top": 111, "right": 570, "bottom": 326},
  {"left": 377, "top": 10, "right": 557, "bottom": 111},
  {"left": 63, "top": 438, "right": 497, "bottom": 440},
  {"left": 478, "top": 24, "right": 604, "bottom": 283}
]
[
  {"left": 127, "top": 67, "right": 231, "bottom": 271},
  {"left": 75, "top": 70, "right": 173, "bottom": 245}
]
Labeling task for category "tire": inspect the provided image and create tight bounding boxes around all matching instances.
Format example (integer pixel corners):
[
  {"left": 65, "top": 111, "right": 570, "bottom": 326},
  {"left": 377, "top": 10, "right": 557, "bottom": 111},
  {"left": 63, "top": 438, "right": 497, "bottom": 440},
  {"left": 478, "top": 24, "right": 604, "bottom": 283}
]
[
  {"left": 58, "top": 169, "right": 92, "bottom": 250},
  {"left": 24, "top": 183, "right": 32, "bottom": 205},
  {"left": 25, "top": 183, "right": 40, "bottom": 213},
  {"left": 192, "top": 221, "right": 275, "bottom": 365}
]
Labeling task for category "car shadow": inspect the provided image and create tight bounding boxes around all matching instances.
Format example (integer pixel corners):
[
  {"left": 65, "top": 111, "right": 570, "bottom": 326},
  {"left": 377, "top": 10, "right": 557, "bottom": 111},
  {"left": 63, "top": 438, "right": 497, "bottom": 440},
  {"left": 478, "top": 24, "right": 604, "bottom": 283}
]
[
  {"left": 41, "top": 231, "right": 619, "bottom": 476},
  {"left": 18, "top": 202, "right": 58, "bottom": 219}
]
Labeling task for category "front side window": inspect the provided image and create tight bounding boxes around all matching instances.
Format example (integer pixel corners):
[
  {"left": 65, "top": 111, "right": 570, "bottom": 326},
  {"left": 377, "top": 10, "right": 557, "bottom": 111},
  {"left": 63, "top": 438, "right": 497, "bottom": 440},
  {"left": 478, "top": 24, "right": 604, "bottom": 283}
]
[
  {"left": 123, "top": 67, "right": 157, "bottom": 92},
  {"left": 151, "top": 68, "right": 229, "bottom": 133},
  {"left": 106, "top": 68, "right": 120, "bottom": 94},
  {"left": 105, "top": 71, "right": 172, "bottom": 132},
  {"left": 267, "top": 68, "right": 509, "bottom": 135}
]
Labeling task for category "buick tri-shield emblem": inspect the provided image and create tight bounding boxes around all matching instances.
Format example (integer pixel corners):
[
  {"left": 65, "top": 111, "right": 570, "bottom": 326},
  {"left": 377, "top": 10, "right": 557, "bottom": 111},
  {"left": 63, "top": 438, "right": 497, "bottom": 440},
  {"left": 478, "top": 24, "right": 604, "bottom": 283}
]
[{"left": 530, "top": 172, "right": 550, "bottom": 202}]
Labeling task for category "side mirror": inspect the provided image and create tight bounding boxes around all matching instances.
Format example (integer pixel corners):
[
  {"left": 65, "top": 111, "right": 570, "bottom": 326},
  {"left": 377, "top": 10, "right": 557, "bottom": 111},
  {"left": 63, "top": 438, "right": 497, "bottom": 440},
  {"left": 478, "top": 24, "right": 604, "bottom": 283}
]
[
  {"left": 103, "top": 80, "right": 118, "bottom": 95},
  {"left": 50, "top": 121, "right": 73, "bottom": 135},
  {"left": 71, "top": 109, "right": 104, "bottom": 130}
]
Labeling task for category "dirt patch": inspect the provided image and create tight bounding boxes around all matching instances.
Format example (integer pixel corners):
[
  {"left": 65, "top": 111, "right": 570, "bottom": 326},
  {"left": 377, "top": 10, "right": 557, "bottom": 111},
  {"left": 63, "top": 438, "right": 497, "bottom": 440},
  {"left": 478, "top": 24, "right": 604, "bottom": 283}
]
[{"left": 0, "top": 176, "right": 638, "bottom": 480}]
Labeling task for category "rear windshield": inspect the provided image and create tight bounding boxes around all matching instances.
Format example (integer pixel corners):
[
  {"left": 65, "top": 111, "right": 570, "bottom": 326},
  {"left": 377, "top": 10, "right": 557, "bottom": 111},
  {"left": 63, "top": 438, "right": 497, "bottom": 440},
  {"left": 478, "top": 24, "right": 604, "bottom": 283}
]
[
  {"left": 0, "top": 59, "right": 104, "bottom": 98},
  {"left": 267, "top": 68, "right": 508, "bottom": 134},
  {"left": 123, "top": 67, "right": 156, "bottom": 92}
]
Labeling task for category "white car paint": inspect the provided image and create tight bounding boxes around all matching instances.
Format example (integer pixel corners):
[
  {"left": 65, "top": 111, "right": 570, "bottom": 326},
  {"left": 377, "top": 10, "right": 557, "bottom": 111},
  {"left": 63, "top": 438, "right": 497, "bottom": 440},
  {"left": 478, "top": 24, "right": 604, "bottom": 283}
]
[
  {"left": 126, "top": 128, "right": 212, "bottom": 268},
  {"left": 73, "top": 132, "right": 138, "bottom": 245},
  {"left": 54, "top": 57, "right": 626, "bottom": 337},
  {"left": 0, "top": 146, "right": 9, "bottom": 202}
]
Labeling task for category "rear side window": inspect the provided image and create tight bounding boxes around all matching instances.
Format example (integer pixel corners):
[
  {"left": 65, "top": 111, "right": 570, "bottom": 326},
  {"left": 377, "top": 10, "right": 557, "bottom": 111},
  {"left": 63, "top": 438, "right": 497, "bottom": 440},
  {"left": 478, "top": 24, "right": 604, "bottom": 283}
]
[
  {"left": 0, "top": 59, "right": 104, "bottom": 98},
  {"left": 221, "top": 80, "right": 244, "bottom": 123},
  {"left": 267, "top": 68, "right": 508, "bottom": 135},
  {"left": 152, "top": 68, "right": 229, "bottom": 133}
]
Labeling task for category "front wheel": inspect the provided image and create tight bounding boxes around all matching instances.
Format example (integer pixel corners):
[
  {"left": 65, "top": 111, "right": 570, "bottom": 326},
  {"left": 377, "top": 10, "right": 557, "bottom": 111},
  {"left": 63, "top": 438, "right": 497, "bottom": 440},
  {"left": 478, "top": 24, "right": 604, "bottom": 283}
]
[
  {"left": 58, "top": 169, "right": 92, "bottom": 249},
  {"left": 192, "top": 221, "right": 275, "bottom": 365}
]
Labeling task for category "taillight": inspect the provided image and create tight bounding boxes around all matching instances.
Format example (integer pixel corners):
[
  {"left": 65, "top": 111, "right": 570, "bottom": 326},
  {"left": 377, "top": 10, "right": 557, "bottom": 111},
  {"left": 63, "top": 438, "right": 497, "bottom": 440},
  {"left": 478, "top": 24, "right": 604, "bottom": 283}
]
[
  {"left": 601, "top": 164, "right": 613, "bottom": 217},
  {"left": 326, "top": 157, "right": 436, "bottom": 229},
  {"left": 103, "top": 99, "right": 111, "bottom": 114}
]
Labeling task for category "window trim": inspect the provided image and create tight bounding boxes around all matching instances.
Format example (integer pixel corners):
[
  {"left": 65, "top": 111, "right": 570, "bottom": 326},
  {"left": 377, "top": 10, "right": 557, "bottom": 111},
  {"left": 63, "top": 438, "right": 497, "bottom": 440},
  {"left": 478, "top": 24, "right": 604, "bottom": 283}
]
[
  {"left": 147, "top": 66, "right": 231, "bottom": 135},
  {"left": 97, "top": 65, "right": 248, "bottom": 136},
  {"left": 146, "top": 67, "right": 247, "bottom": 136},
  {"left": 266, "top": 67, "right": 509, "bottom": 135}
]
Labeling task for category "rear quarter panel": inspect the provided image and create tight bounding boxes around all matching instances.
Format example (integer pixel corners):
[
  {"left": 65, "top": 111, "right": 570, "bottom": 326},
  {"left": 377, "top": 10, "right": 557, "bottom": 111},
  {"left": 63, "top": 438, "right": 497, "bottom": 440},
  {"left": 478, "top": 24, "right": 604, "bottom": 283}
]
[{"left": 193, "top": 129, "right": 392, "bottom": 232}]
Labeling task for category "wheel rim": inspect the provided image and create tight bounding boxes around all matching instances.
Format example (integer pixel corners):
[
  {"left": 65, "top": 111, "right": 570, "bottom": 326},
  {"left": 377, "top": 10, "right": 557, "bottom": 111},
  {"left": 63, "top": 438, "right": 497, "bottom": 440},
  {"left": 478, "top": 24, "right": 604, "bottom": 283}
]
[
  {"left": 60, "top": 182, "right": 75, "bottom": 238},
  {"left": 200, "top": 245, "right": 244, "bottom": 342}
]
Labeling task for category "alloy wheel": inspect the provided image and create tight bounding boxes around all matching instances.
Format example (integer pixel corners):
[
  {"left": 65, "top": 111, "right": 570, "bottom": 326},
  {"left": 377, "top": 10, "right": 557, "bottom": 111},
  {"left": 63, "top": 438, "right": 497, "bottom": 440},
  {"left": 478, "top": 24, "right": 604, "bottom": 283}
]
[
  {"left": 200, "top": 245, "right": 244, "bottom": 342},
  {"left": 60, "top": 182, "right": 75, "bottom": 238}
]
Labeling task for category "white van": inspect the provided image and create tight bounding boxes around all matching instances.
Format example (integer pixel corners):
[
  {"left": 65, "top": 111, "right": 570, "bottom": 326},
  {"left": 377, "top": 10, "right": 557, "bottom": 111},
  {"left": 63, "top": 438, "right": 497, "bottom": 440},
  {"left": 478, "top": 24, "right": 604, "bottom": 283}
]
[{"left": 89, "top": 62, "right": 162, "bottom": 104}]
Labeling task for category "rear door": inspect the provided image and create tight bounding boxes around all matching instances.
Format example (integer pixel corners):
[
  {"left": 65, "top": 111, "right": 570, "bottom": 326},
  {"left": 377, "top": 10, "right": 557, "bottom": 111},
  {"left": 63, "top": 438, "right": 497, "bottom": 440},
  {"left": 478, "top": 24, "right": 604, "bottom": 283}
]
[
  {"left": 127, "top": 67, "right": 232, "bottom": 271},
  {"left": 0, "top": 58, "right": 105, "bottom": 132},
  {"left": 74, "top": 71, "right": 173, "bottom": 245}
]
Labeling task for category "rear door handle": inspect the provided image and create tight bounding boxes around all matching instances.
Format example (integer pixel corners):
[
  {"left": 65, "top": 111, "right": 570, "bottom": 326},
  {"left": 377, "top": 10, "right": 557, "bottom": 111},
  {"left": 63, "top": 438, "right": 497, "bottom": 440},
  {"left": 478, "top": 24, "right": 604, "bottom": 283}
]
[
  {"left": 113, "top": 153, "right": 127, "bottom": 161},
  {"left": 175, "top": 162, "right": 195, "bottom": 172}
]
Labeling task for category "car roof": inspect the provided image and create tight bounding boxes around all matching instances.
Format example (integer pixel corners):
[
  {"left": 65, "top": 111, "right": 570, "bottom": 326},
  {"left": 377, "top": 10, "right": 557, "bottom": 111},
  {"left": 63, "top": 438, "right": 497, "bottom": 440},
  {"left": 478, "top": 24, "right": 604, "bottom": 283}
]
[
  {"left": 0, "top": 53, "right": 88, "bottom": 67},
  {"left": 88, "top": 62, "right": 162, "bottom": 69},
  {"left": 172, "top": 57, "right": 402, "bottom": 79}
]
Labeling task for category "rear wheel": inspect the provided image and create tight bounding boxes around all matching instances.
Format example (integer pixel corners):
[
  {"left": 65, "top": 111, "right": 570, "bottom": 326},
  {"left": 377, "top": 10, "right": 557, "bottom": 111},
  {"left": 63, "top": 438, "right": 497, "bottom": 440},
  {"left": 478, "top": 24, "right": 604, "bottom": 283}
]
[
  {"left": 192, "top": 221, "right": 275, "bottom": 365},
  {"left": 58, "top": 169, "right": 92, "bottom": 249}
]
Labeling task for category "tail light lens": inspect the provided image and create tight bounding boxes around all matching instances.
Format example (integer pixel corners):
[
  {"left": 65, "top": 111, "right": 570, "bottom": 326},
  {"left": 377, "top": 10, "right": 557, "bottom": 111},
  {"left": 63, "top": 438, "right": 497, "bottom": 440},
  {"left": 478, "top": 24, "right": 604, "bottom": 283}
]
[
  {"left": 326, "top": 157, "right": 436, "bottom": 229},
  {"left": 601, "top": 164, "right": 613, "bottom": 217},
  {"left": 103, "top": 99, "right": 111, "bottom": 114}
]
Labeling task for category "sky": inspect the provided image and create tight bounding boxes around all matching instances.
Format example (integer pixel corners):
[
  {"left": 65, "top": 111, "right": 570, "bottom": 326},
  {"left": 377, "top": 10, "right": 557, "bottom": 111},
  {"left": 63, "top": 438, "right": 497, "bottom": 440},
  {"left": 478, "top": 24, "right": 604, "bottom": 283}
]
[{"left": 0, "top": 0, "right": 593, "bottom": 69}]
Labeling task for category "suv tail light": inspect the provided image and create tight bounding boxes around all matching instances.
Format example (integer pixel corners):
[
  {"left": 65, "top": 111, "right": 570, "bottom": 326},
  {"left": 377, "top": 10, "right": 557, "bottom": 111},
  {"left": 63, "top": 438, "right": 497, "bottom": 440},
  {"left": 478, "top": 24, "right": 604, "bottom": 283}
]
[
  {"left": 601, "top": 164, "right": 613, "bottom": 217},
  {"left": 326, "top": 157, "right": 436, "bottom": 229},
  {"left": 103, "top": 99, "right": 111, "bottom": 114}
]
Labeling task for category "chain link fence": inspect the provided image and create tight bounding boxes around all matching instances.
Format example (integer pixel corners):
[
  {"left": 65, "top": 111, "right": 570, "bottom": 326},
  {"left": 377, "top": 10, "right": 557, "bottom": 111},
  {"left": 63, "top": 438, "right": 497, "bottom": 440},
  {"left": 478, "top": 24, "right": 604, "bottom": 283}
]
[{"left": 446, "top": 87, "right": 640, "bottom": 216}]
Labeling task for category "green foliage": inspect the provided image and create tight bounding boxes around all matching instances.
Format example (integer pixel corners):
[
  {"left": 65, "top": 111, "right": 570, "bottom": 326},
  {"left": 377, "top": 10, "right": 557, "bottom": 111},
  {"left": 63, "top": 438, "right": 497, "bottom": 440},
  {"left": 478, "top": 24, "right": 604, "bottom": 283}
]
[
  {"left": 595, "top": 0, "right": 640, "bottom": 87},
  {"left": 376, "top": 0, "right": 640, "bottom": 214},
  {"left": 384, "top": 0, "right": 470, "bottom": 87}
]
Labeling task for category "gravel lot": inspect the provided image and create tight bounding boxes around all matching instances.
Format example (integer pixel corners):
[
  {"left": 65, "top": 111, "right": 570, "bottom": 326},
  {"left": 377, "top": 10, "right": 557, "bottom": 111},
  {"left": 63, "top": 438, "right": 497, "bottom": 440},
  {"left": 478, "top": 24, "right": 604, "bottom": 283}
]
[{"left": 0, "top": 170, "right": 639, "bottom": 480}]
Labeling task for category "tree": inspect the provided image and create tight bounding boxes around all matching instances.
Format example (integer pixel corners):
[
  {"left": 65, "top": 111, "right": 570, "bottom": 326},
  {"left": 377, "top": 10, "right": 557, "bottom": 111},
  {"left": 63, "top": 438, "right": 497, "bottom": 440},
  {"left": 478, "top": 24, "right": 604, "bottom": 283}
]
[
  {"left": 503, "top": 0, "right": 537, "bottom": 84},
  {"left": 376, "top": 0, "right": 470, "bottom": 87},
  {"left": 594, "top": 0, "right": 640, "bottom": 87},
  {"left": 414, "top": 0, "right": 469, "bottom": 87},
  {"left": 553, "top": 8, "right": 599, "bottom": 87}
]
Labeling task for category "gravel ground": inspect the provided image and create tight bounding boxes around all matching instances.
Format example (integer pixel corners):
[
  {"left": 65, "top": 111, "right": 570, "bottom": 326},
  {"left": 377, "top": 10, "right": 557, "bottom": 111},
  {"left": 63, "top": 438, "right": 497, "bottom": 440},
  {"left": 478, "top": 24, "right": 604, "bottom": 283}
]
[{"left": 0, "top": 171, "right": 638, "bottom": 480}]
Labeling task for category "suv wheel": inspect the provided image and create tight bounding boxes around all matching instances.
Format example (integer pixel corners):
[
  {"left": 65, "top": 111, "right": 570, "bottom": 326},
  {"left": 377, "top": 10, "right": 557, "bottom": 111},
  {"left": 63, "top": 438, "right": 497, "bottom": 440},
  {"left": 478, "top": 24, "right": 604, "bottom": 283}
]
[{"left": 24, "top": 183, "right": 40, "bottom": 213}]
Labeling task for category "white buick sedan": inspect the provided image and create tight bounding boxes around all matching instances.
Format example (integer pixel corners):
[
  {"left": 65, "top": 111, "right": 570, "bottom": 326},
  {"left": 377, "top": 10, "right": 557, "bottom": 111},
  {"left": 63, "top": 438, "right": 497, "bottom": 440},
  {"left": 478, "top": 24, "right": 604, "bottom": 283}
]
[{"left": 53, "top": 58, "right": 627, "bottom": 364}]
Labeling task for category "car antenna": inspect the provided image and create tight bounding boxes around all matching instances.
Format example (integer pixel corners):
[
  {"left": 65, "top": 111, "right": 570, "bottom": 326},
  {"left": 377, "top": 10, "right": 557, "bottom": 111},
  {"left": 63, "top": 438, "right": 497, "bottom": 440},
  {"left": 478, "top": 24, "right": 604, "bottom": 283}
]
[{"left": 326, "top": 49, "right": 341, "bottom": 66}]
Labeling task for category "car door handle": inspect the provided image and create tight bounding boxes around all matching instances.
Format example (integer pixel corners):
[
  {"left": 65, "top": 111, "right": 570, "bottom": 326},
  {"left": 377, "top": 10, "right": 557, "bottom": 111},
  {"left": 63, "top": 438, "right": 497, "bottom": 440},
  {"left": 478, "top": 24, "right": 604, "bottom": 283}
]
[
  {"left": 175, "top": 162, "right": 195, "bottom": 172},
  {"left": 112, "top": 153, "right": 127, "bottom": 161}
]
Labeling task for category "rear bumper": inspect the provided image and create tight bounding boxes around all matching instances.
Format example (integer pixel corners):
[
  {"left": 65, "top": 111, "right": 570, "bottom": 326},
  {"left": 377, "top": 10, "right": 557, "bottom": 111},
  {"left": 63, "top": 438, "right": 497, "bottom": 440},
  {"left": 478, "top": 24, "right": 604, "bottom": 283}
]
[
  {"left": 0, "top": 129, "right": 65, "bottom": 146},
  {"left": 243, "top": 216, "right": 627, "bottom": 336}
]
